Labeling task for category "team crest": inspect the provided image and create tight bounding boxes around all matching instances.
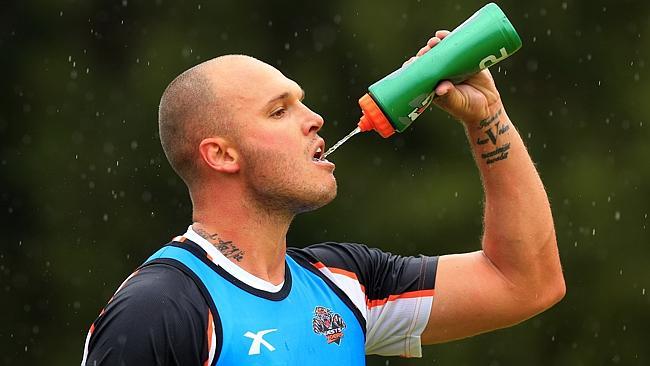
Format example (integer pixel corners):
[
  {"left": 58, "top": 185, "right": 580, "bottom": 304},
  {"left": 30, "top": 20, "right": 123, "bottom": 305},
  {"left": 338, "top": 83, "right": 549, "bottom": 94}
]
[{"left": 312, "top": 306, "right": 346, "bottom": 345}]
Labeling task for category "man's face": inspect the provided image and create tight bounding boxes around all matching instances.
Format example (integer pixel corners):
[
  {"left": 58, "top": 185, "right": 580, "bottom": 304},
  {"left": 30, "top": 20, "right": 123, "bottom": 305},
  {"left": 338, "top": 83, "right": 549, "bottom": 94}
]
[{"left": 223, "top": 60, "right": 337, "bottom": 214}]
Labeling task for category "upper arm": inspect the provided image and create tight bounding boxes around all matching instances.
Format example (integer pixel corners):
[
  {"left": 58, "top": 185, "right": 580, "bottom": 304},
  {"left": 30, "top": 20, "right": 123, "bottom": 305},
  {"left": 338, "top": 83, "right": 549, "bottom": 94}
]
[
  {"left": 83, "top": 264, "right": 209, "bottom": 366},
  {"left": 421, "top": 251, "right": 544, "bottom": 344}
]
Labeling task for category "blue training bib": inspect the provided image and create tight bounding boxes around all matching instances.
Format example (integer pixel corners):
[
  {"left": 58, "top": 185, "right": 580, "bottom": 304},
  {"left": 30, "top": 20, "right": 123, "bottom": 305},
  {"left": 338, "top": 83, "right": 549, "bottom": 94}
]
[{"left": 145, "top": 245, "right": 366, "bottom": 366}]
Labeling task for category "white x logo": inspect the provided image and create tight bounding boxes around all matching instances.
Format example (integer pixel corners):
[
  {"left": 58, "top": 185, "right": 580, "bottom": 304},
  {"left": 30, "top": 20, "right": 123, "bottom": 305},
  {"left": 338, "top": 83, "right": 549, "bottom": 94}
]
[{"left": 244, "top": 329, "right": 277, "bottom": 355}]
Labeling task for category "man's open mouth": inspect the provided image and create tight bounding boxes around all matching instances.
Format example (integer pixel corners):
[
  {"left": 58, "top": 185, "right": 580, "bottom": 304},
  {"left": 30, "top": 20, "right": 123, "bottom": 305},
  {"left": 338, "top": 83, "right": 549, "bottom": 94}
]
[
  {"left": 313, "top": 146, "right": 324, "bottom": 161},
  {"left": 311, "top": 140, "right": 325, "bottom": 161}
]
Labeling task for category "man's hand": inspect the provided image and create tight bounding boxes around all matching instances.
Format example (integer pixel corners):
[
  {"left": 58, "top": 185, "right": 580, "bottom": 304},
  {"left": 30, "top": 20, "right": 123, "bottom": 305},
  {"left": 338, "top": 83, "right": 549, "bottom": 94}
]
[{"left": 406, "top": 30, "right": 502, "bottom": 125}]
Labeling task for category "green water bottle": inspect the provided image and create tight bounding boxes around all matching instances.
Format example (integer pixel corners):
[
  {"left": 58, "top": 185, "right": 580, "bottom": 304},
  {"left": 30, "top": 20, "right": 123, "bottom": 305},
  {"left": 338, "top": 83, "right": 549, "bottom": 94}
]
[{"left": 357, "top": 2, "right": 522, "bottom": 138}]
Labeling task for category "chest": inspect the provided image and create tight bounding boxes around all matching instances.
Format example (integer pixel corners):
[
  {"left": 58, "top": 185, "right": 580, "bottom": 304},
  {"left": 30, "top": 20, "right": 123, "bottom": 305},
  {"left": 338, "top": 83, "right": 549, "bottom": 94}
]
[{"left": 209, "top": 260, "right": 366, "bottom": 366}]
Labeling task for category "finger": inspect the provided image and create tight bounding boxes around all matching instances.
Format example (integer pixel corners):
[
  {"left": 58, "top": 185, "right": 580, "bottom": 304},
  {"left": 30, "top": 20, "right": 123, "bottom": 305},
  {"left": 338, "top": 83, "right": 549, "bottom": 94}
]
[
  {"left": 403, "top": 56, "right": 416, "bottom": 67},
  {"left": 434, "top": 80, "right": 454, "bottom": 97},
  {"left": 416, "top": 45, "right": 431, "bottom": 57},
  {"left": 427, "top": 37, "right": 441, "bottom": 48},
  {"left": 433, "top": 81, "right": 464, "bottom": 114},
  {"left": 435, "top": 30, "right": 451, "bottom": 39}
]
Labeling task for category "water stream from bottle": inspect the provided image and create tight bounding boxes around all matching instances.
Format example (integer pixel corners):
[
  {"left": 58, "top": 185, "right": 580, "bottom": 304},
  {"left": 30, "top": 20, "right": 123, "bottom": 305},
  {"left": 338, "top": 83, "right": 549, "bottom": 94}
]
[{"left": 321, "top": 126, "right": 361, "bottom": 160}]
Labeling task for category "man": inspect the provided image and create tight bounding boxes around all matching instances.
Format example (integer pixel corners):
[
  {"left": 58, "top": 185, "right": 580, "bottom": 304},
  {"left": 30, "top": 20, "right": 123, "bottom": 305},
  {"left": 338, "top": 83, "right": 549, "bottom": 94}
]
[{"left": 82, "top": 30, "right": 565, "bottom": 365}]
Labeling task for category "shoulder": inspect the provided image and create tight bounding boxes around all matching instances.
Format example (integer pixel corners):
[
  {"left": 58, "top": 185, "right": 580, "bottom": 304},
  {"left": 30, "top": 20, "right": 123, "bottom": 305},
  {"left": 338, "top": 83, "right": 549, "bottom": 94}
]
[
  {"left": 104, "top": 262, "right": 208, "bottom": 328},
  {"left": 84, "top": 263, "right": 209, "bottom": 365},
  {"left": 288, "top": 242, "right": 438, "bottom": 288},
  {"left": 288, "top": 242, "right": 378, "bottom": 267},
  {"left": 114, "top": 262, "right": 205, "bottom": 306}
]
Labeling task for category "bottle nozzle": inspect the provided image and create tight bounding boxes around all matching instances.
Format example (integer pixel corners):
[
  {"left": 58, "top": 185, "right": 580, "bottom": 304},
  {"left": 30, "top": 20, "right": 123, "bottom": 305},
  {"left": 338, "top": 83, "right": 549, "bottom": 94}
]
[{"left": 357, "top": 93, "right": 395, "bottom": 138}]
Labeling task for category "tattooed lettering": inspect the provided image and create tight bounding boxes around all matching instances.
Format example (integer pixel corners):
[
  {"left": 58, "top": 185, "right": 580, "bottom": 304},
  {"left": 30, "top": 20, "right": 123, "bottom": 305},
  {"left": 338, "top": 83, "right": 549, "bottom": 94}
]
[
  {"left": 478, "top": 108, "right": 503, "bottom": 129},
  {"left": 475, "top": 108, "right": 511, "bottom": 164},
  {"left": 194, "top": 227, "right": 245, "bottom": 262},
  {"left": 486, "top": 152, "right": 509, "bottom": 164},
  {"left": 215, "top": 240, "right": 245, "bottom": 262},
  {"left": 482, "top": 143, "right": 510, "bottom": 158},
  {"left": 481, "top": 143, "right": 511, "bottom": 164},
  {"left": 477, "top": 121, "right": 511, "bottom": 145}
]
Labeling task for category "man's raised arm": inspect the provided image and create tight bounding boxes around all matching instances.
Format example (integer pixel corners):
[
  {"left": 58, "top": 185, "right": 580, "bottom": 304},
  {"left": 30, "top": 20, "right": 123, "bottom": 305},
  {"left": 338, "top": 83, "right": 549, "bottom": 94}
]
[{"left": 416, "top": 30, "right": 566, "bottom": 344}]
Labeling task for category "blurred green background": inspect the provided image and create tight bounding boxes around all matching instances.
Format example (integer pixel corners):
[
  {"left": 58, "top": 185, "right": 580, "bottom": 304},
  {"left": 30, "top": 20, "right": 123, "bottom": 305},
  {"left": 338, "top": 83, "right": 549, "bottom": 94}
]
[{"left": 2, "top": 0, "right": 649, "bottom": 364}]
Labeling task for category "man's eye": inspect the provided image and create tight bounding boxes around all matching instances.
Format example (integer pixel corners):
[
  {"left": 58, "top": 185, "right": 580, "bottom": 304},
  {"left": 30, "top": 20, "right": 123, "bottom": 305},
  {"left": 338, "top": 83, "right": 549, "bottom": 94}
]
[{"left": 271, "top": 108, "right": 286, "bottom": 119}]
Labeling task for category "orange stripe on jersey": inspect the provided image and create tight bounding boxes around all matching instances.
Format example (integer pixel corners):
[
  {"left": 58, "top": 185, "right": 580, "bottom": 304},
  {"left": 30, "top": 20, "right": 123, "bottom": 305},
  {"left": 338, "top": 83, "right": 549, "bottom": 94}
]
[
  {"left": 366, "top": 289, "right": 435, "bottom": 309},
  {"left": 312, "top": 262, "right": 366, "bottom": 293},
  {"left": 204, "top": 309, "right": 214, "bottom": 366},
  {"left": 311, "top": 262, "right": 359, "bottom": 281},
  {"left": 174, "top": 235, "right": 212, "bottom": 261}
]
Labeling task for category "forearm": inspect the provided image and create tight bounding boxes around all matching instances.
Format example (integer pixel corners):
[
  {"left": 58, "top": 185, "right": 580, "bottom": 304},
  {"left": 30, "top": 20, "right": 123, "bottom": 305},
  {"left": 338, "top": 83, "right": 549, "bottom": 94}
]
[{"left": 464, "top": 102, "right": 563, "bottom": 294}]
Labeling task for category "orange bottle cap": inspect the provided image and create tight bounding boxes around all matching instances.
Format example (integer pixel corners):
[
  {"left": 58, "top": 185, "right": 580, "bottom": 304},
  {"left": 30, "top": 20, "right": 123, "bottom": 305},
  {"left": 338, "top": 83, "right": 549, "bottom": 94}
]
[{"left": 357, "top": 93, "right": 395, "bottom": 138}]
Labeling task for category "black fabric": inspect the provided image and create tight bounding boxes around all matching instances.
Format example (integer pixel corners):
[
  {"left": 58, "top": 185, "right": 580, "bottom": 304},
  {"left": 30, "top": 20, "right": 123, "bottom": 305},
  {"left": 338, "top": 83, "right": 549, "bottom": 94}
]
[
  {"left": 84, "top": 263, "right": 209, "bottom": 366},
  {"left": 289, "top": 242, "right": 438, "bottom": 302},
  {"left": 141, "top": 257, "right": 224, "bottom": 364}
]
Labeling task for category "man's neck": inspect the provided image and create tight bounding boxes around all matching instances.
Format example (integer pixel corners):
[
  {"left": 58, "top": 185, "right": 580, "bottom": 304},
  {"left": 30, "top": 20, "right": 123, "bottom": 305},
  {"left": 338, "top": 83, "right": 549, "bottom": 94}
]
[{"left": 191, "top": 200, "right": 293, "bottom": 285}]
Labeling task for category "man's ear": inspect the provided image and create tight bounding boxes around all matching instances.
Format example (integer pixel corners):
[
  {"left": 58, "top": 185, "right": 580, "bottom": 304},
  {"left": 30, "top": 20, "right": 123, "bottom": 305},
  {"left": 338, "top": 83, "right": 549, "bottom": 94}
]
[{"left": 198, "top": 137, "right": 240, "bottom": 174}]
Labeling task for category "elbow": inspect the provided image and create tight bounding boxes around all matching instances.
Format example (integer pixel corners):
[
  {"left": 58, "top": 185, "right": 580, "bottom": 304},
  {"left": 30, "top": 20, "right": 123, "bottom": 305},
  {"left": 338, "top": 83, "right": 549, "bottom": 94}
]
[
  {"left": 551, "top": 269, "right": 567, "bottom": 303},
  {"left": 520, "top": 238, "right": 566, "bottom": 316},
  {"left": 531, "top": 232, "right": 566, "bottom": 312},
  {"left": 540, "top": 237, "right": 566, "bottom": 310},
  {"left": 543, "top": 274, "right": 566, "bottom": 308},
  {"left": 531, "top": 262, "right": 566, "bottom": 315},
  {"left": 516, "top": 272, "right": 565, "bottom": 320}
]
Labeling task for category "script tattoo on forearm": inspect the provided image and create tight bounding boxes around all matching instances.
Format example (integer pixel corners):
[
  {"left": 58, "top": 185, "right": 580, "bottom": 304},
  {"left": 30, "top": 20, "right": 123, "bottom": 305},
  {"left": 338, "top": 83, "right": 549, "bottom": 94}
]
[
  {"left": 195, "top": 227, "right": 245, "bottom": 262},
  {"left": 475, "top": 108, "right": 511, "bottom": 164}
]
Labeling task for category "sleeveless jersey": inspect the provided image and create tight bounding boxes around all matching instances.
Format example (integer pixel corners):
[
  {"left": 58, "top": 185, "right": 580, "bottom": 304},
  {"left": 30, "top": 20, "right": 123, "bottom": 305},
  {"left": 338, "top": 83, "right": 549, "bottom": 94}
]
[
  {"left": 145, "top": 243, "right": 366, "bottom": 365},
  {"left": 82, "top": 227, "right": 438, "bottom": 365}
]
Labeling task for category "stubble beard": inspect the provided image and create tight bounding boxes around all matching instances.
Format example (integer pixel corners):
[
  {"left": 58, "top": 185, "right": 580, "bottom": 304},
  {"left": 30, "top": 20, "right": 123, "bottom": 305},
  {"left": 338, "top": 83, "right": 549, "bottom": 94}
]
[{"left": 242, "top": 147, "right": 337, "bottom": 216}]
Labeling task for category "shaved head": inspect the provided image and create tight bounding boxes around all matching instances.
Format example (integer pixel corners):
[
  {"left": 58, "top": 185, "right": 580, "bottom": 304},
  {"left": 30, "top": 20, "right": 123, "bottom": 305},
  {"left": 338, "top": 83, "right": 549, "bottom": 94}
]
[{"left": 158, "top": 55, "right": 260, "bottom": 186}]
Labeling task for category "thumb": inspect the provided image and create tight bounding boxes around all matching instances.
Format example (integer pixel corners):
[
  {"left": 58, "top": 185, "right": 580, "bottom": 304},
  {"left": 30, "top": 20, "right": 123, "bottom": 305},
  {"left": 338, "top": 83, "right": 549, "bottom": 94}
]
[{"left": 433, "top": 80, "right": 465, "bottom": 116}]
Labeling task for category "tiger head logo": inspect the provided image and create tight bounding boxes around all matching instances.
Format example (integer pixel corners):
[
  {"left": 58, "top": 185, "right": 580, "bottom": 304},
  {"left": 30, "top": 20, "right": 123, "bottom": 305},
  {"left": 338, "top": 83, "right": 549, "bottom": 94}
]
[{"left": 312, "top": 306, "right": 346, "bottom": 345}]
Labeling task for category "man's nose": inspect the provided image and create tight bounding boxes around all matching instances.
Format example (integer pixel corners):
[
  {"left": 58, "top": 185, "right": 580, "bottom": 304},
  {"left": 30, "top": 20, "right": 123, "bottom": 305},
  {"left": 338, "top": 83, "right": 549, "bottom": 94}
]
[{"left": 303, "top": 106, "right": 324, "bottom": 135}]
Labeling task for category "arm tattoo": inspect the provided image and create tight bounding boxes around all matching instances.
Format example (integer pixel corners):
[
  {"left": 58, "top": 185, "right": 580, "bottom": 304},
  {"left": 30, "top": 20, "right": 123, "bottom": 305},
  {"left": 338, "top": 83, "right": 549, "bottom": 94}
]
[
  {"left": 194, "top": 227, "right": 245, "bottom": 262},
  {"left": 475, "top": 108, "right": 511, "bottom": 164}
]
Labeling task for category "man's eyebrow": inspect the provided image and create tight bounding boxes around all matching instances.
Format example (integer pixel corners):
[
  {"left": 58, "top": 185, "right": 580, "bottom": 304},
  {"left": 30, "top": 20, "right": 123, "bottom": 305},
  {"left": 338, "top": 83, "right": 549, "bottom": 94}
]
[{"left": 265, "top": 88, "right": 306, "bottom": 107}]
